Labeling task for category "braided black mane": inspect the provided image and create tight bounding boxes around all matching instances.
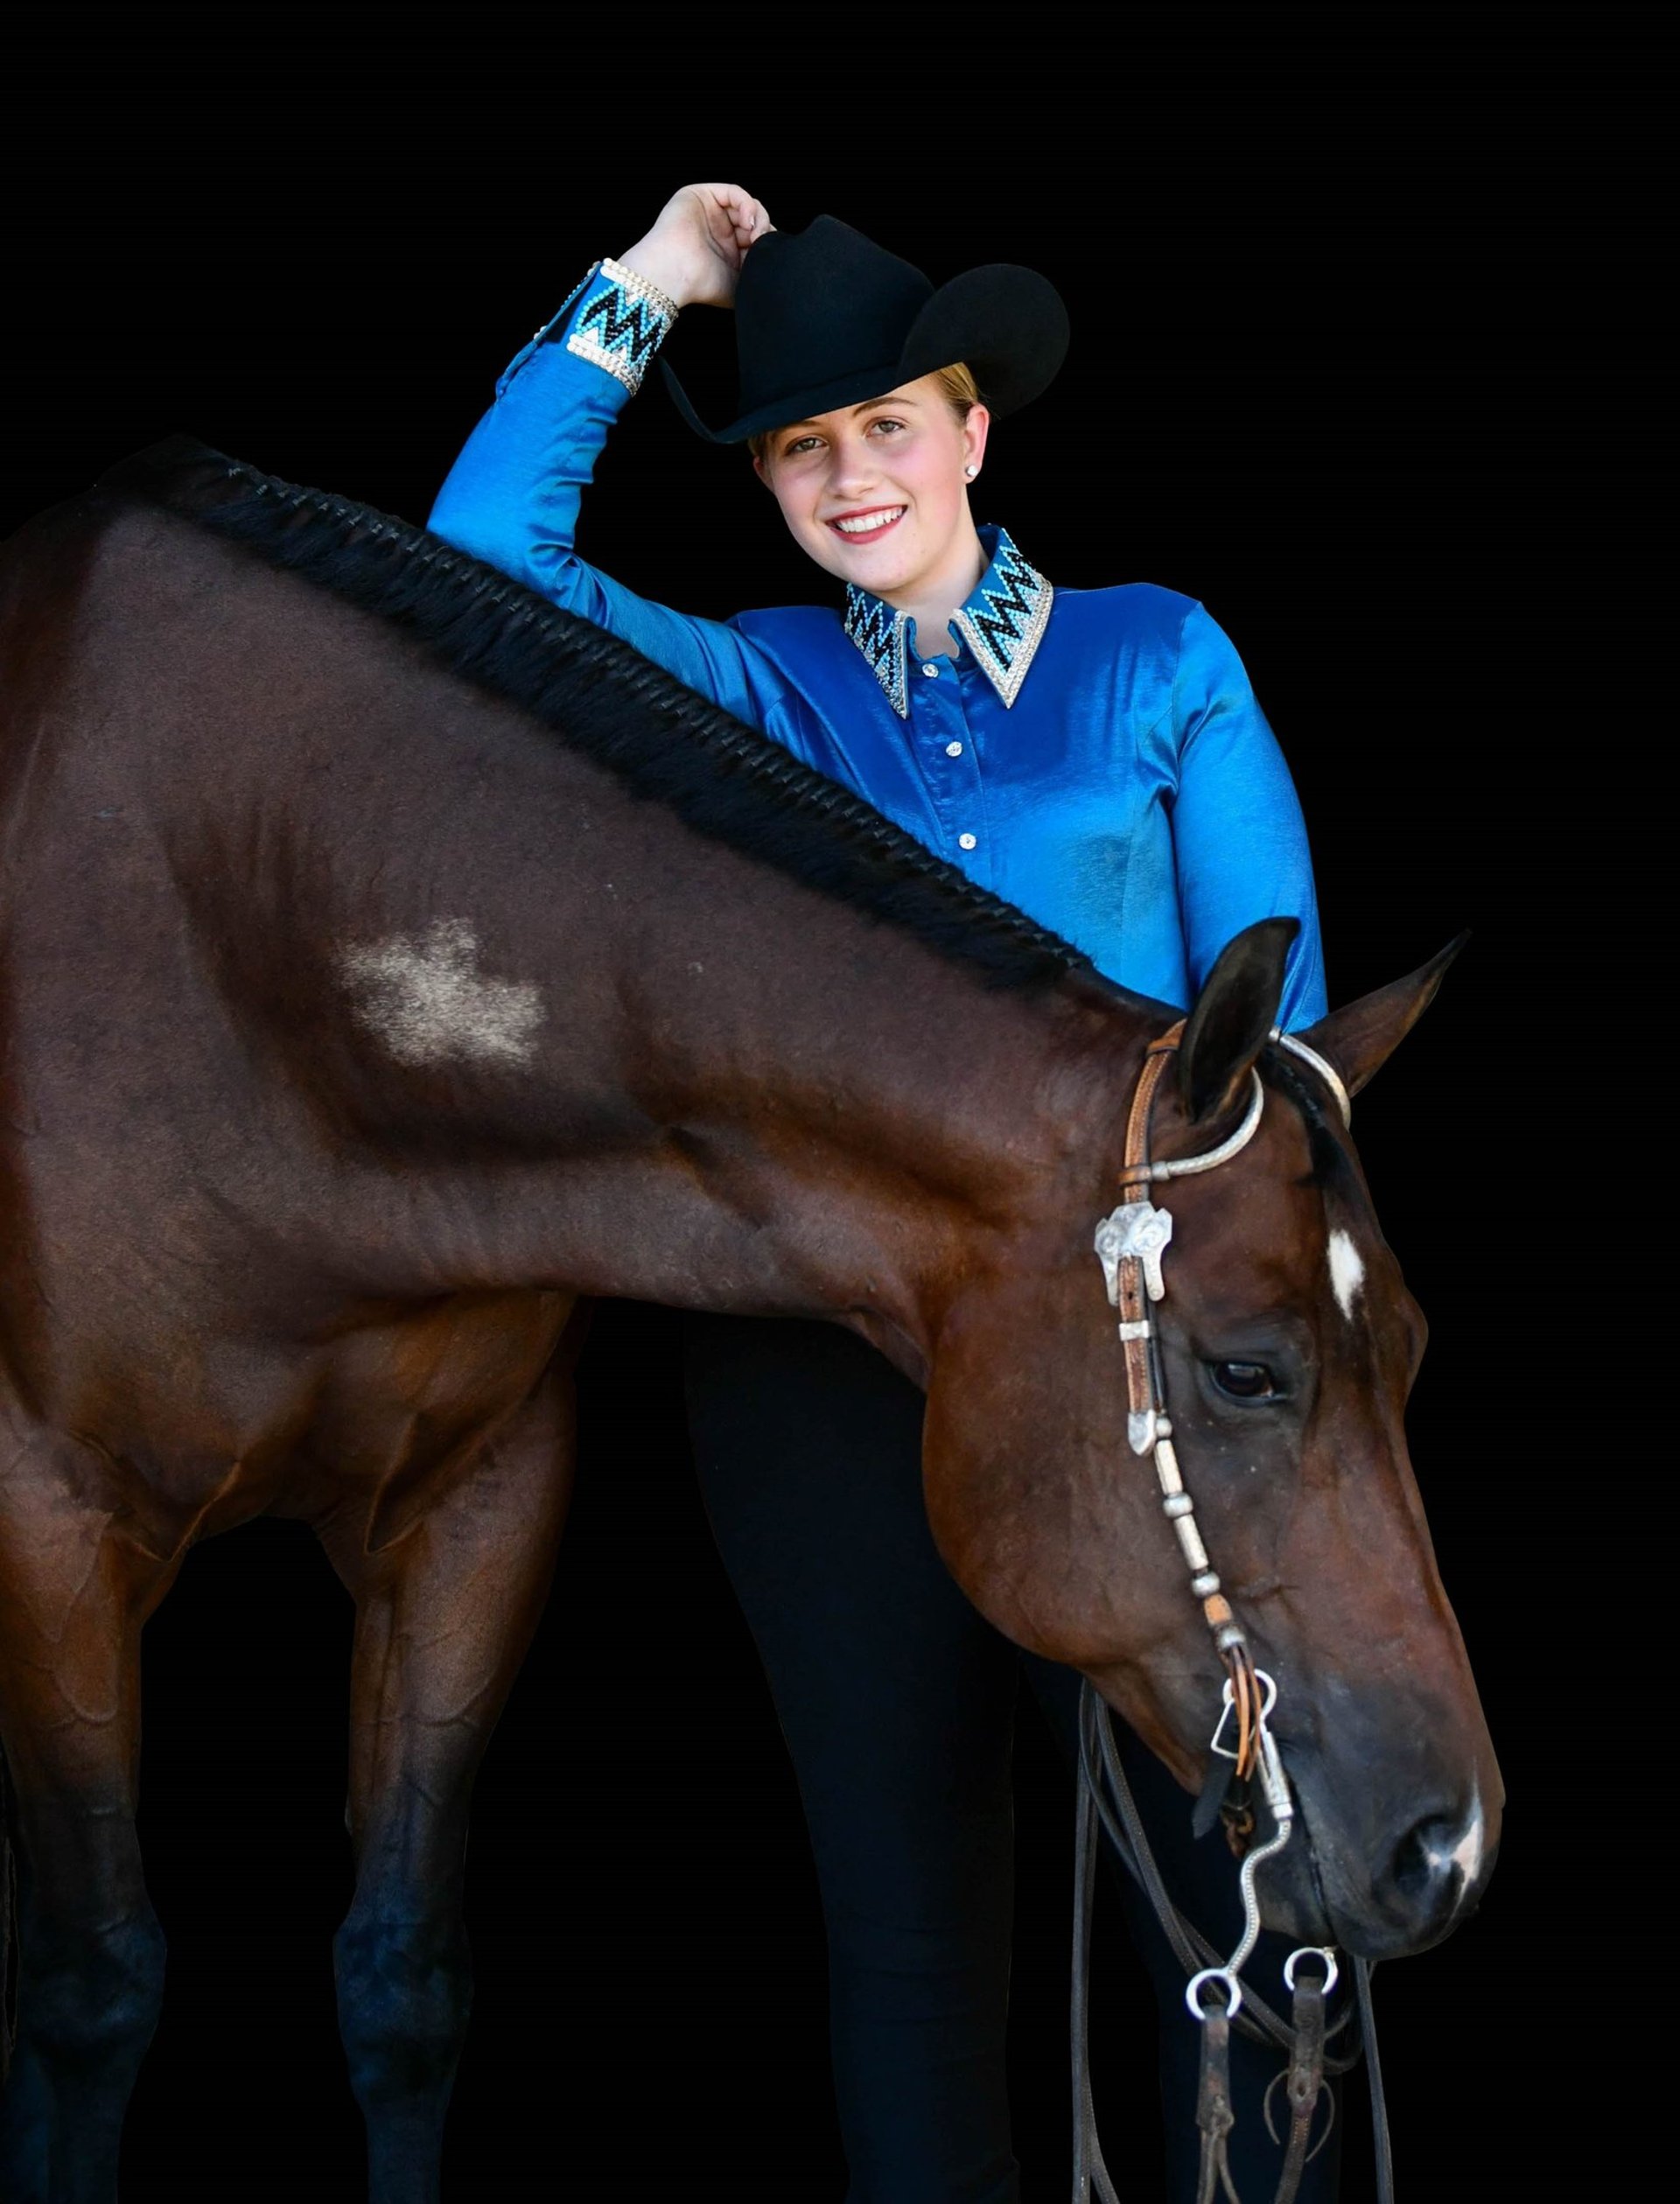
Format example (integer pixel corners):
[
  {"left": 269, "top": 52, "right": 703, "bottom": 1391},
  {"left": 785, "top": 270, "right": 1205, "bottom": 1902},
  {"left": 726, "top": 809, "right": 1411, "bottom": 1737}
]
[{"left": 99, "top": 437, "right": 1096, "bottom": 995}]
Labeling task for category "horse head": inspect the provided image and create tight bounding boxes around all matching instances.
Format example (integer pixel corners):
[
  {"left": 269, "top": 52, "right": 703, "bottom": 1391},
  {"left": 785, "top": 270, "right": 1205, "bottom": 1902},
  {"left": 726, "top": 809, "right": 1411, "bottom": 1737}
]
[{"left": 921, "top": 923, "right": 1502, "bottom": 1963}]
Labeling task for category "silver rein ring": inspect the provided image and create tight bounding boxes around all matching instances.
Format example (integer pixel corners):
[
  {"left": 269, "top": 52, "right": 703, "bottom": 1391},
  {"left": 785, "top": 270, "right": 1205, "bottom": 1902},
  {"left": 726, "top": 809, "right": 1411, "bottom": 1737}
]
[
  {"left": 1283, "top": 1945, "right": 1340, "bottom": 1996},
  {"left": 1185, "top": 1965, "right": 1244, "bottom": 2021}
]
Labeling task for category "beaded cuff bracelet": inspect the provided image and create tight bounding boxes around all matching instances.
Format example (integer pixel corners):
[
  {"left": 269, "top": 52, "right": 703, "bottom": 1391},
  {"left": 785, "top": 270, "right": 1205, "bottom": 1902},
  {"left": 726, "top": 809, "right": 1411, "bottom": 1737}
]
[{"left": 564, "top": 256, "right": 681, "bottom": 395}]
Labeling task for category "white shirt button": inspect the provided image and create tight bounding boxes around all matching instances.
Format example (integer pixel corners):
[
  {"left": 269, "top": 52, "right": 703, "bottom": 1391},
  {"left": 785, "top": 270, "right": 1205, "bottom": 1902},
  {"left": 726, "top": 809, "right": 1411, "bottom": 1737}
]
[
  {"left": 958, "top": 832, "right": 977, "bottom": 850},
  {"left": 921, "top": 661, "right": 940, "bottom": 678},
  {"left": 946, "top": 740, "right": 963, "bottom": 757}
]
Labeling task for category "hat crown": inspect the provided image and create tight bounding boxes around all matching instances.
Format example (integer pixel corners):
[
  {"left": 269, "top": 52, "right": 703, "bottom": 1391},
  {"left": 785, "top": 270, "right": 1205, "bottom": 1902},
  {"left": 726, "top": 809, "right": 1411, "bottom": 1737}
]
[
  {"left": 660, "top": 213, "right": 1069, "bottom": 444},
  {"left": 732, "top": 217, "right": 934, "bottom": 421}
]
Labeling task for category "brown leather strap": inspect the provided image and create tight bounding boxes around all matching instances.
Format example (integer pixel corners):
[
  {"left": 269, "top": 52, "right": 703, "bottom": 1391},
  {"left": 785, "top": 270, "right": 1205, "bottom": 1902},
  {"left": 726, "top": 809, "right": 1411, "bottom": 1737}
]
[
  {"left": 1115, "top": 1245, "right": 1153, "bottom": 1419},
  {"left": 1113, "top": 1019, "right": 1260, "bottom": 1781},
  {"left": 1118, "top": 1021, "right": 1185, "bottom": 1184},
  {"left": 1194, "top": 2005, "right": 1240, "bottom": 2204},
  {"left": 1115, "top": 1028, "right": 1181, "bottom": 1439},
  {"left": 1271, "top": 1973, "right": 1328, "bottom": 2203},
  {"left": 1228, "top": 1648, "right": 1258, "bottom": 1781}
]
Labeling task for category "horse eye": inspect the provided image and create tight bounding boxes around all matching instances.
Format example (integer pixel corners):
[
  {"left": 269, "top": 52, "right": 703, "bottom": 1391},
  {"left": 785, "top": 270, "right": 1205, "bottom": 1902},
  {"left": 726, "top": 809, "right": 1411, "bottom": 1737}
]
[{"left": 1209, "top": 1361, "right": 1278, "bottom": 1401}]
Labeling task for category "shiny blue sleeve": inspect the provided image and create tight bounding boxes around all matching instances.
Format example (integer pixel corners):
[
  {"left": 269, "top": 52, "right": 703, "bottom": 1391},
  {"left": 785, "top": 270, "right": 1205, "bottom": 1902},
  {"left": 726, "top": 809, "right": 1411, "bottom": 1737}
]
[
  {"left": 426, "top": 269, "right": 778, "bottom": 718},
  {"left": 1170, "top": 604, "right": 1328, "bottom": 1030}
]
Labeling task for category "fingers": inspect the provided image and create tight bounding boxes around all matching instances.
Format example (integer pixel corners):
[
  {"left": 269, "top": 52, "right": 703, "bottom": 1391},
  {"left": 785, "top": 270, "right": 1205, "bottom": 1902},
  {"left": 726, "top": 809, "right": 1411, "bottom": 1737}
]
[
  {"left": 735, "top": 192, "right": 774, "bottom": 247},
  {"left": 701, "top": 181, "right": 774, "bottom": 255}
]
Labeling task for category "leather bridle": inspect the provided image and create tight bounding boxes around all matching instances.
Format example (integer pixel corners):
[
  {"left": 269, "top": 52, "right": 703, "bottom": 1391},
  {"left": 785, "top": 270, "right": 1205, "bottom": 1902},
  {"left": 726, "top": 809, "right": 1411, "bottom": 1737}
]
[{"left": 1072, "top": 1024, "right": 1393, "bottom": 2204}]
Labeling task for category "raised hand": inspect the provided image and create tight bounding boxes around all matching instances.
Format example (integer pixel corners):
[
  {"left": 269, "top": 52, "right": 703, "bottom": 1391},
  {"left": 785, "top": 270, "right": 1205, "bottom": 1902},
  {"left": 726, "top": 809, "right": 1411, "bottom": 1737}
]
[{"left": 617, "top": 183, "right": 774, "bottom": 311}]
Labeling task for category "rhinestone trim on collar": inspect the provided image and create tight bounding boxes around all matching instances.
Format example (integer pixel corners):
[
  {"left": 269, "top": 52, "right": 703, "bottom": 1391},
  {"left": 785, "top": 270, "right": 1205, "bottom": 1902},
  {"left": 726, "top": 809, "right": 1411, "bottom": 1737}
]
[
  {"left": 842, "top": 528, "right": 1052, "bottom": 717},
  {"left": 843, "top": 585, "right": 911, "bottom": 717},
  {"left": 950, "top": 531, "right": 1054, "bottom": 709}
]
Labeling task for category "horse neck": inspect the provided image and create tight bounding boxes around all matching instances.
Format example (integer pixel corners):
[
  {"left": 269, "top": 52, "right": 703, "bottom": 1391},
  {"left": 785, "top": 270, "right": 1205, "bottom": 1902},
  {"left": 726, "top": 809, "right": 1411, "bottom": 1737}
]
[
  {"left": 304, "top": 793, "right": 1139, "bottom": 1368},
  {"left": 127, "top": 514, "right": 1151, "bottom": 1362},
  {"left": 615, "top": 936, "right": 1143, "bottom": 1370}
]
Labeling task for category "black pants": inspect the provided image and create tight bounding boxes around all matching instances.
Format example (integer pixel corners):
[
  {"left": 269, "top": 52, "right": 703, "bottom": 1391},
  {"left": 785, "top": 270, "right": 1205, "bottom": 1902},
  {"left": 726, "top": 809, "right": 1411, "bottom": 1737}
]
[{"left": 682, "top": 1313, "right": 1344, "bottom": 2204}]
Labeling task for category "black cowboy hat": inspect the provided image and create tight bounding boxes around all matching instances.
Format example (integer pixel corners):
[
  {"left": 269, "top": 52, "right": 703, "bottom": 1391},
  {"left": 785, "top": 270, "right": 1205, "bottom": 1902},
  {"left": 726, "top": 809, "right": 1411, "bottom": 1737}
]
[{"left": 661, "top": 215, "right": 1069, "bottom": 446}]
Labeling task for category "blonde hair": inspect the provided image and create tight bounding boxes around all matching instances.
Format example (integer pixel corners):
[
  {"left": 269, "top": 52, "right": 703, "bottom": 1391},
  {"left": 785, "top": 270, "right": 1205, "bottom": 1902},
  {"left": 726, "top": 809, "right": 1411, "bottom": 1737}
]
[{"left": 749, "top": 361, "right": 982, "bottom": 468}]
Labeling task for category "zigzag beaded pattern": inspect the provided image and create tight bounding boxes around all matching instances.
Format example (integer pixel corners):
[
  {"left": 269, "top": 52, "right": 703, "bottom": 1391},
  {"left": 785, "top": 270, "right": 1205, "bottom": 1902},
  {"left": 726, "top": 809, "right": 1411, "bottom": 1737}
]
[
  {"left": 565, "top": 266, "right": 676, "bottom": 395},
  {"left": 951, "top": 529, "right": 1053, "bottom": 708},
  {"left": 844, "top": 585, "right": 911, "bottom": 718}
]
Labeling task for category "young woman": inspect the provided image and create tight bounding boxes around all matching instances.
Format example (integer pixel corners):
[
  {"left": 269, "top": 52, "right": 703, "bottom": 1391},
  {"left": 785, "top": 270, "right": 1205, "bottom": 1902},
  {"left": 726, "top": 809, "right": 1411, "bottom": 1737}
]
[{"left": 430, "top": 182, "right": 1338, "bottom": 2204}]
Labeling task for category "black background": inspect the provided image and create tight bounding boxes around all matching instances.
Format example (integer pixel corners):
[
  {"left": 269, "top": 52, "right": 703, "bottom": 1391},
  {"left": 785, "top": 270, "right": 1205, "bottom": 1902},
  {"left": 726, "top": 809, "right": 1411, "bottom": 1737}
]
[{"left": 1, "top": 41, "right": 1656, "bottom": 2204}]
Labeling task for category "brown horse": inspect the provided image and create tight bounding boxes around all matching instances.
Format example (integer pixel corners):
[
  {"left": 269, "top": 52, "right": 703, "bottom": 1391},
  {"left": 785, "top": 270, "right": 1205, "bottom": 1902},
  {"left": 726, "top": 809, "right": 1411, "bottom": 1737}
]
[{"left": 0, "top": 439, "right": 1500, "bottom": 2201}]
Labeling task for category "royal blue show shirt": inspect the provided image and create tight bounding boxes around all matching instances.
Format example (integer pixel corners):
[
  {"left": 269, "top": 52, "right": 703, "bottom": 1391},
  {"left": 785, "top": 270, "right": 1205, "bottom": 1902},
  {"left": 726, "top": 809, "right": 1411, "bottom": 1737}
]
[{"left": 428, "top": 262, "right": 1327, "bottom": 1029}]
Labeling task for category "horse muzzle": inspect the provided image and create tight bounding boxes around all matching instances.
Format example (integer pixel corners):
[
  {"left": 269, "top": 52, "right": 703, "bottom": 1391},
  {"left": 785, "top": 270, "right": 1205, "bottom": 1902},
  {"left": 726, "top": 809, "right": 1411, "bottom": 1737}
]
[{"left": 1273, "top": 1760, "right": 1502, "bottom": 1961}]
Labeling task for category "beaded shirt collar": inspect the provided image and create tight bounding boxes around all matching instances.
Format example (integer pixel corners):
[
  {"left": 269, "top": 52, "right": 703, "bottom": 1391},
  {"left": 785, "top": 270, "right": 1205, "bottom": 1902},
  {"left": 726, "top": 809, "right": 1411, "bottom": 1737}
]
[{"left": 843, "top": 525, "right": 1054, "bottom": 717}]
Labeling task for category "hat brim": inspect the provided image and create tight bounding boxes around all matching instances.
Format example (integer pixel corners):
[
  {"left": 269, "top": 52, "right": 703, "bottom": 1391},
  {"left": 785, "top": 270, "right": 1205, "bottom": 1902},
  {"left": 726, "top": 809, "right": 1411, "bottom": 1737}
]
[{"left": 662, "top": 262, "right": 1069, "bottom": 445}]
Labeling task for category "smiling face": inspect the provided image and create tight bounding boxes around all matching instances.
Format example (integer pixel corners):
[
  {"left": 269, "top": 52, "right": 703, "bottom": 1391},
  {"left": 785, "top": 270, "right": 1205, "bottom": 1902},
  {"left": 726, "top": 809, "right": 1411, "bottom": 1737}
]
[{"left": 753, "top": 374, "right": 991, "bottom": 613}]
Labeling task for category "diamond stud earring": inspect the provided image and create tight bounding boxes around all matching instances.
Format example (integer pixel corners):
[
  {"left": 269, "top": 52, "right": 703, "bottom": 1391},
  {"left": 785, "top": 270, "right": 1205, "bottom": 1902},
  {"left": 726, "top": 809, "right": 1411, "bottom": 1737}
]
[{"left": 964, "top": 464, "right": 979, "bottom": 479}]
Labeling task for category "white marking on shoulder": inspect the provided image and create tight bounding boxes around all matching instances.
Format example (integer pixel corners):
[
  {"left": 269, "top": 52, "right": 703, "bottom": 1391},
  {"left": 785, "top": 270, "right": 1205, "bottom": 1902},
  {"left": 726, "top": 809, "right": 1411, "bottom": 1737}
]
[
  {"left": 339, "top": 918, "right": 543, "bottom": 1068},
  {"left": 1326, "top": 1228, "right": 1366, "bottom": 1320}
]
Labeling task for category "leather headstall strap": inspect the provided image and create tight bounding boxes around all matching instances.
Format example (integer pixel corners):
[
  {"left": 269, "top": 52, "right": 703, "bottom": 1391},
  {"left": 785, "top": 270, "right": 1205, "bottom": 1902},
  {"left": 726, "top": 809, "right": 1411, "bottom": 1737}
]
[
  {"left": 1105, "top": 1021, "right": 1262, "bottom": 1786},
  {"left": 1078, "top": 1025, "right": 1397, "bottom": 2204}
]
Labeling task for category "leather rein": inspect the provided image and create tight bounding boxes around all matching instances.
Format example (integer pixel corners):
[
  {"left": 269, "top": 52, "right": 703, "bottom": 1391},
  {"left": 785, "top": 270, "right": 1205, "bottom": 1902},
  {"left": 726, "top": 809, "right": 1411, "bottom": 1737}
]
[{"left": 1071, "top": 1025, "right": 1394, "bottom": 2204}]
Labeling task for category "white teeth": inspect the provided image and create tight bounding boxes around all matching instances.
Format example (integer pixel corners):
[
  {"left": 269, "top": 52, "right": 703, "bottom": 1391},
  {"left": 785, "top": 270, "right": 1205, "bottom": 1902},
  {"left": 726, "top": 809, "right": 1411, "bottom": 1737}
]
[{"left": 833, "top": 508, "right": 904, "bottom": 535}]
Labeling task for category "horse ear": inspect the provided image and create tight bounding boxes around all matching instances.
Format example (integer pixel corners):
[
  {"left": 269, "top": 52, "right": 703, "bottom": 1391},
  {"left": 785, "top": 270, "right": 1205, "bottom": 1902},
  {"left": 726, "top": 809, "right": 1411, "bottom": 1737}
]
[
  {"left": 1179, "top": 919, "right": 1298, "bottom": 1124},
  {"left": 1299, "top": 932, "right": 1468, "bottom": 1097}
]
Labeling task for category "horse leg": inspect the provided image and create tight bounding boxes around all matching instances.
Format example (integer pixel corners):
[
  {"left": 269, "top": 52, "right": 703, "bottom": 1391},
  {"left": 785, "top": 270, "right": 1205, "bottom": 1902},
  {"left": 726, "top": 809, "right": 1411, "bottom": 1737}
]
[
  {"left": 0, "top": 1435, "right": 173, "bottom": 2204},
  {"left": 319, "top": 1347, "right": 579, "bottom": 2204}
]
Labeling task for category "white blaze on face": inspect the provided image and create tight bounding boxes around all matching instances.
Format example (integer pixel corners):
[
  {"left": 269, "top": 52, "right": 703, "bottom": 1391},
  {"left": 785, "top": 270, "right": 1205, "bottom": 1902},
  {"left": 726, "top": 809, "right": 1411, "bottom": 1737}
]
[
  {"left": 339, "top": 918, "right": 543, "bottom": 1067},
  {"left": 1326, "top": 1228, "right": 1367, "bottom": 1321}
]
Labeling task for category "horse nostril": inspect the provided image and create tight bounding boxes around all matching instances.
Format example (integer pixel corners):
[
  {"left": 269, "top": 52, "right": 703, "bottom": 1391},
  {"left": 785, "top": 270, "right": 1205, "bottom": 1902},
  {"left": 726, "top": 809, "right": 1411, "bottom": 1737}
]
[
  {"left": 1387, "top": 1800, "right": 1488, "bottom": 1936},
  {"left": 1390, "top": 1815, "right": 1460, "bottom": 1903}
]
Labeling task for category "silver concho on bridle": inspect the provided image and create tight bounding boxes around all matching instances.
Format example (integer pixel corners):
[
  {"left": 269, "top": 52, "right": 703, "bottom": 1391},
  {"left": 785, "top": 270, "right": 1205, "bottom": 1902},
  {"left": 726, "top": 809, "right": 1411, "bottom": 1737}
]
[
  {"left": 1093, "top": 1200, "right": 1173, "bottom": 1453},
  {"left": 1094, "top": 1199, "right": 1172, "bottom": 1307}
]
